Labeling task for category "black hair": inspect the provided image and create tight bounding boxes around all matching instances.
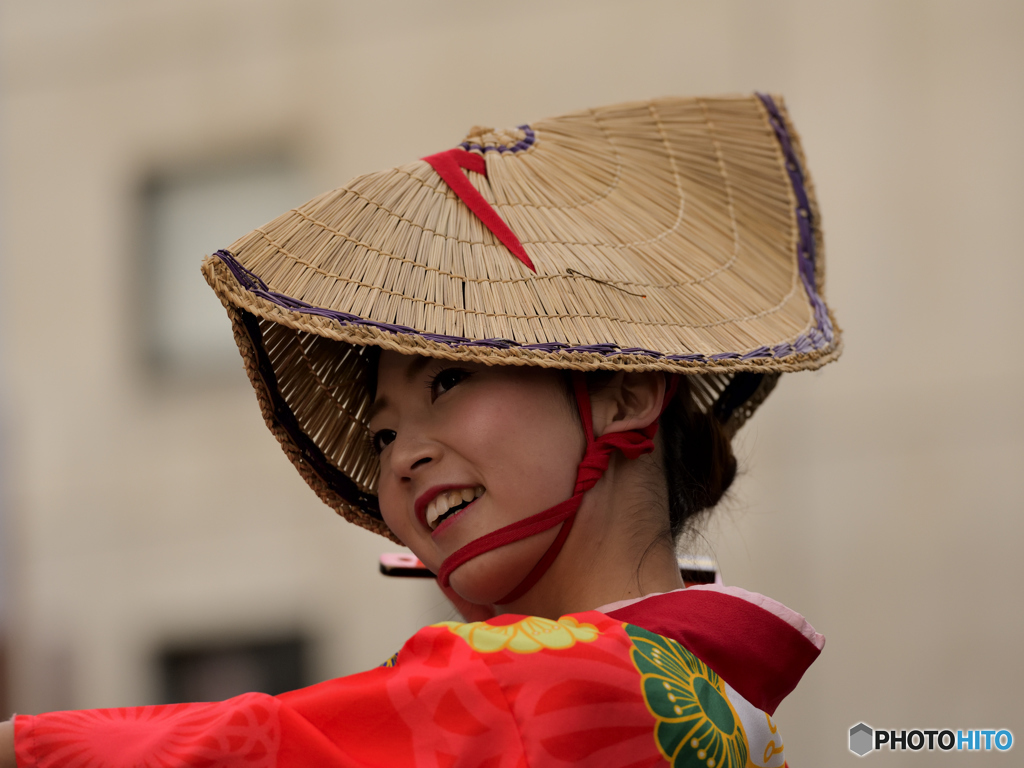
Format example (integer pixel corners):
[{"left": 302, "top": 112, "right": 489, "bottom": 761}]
[{"left": 658, "top": 376, "right": 737, "bottom": 540}]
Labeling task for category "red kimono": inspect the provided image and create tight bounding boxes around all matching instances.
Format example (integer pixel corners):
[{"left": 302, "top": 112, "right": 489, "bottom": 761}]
[{"left": 14, "top": 585, "right": 823, "bottom": 768}]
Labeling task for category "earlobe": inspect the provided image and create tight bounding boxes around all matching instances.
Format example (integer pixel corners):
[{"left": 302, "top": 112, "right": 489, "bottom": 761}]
[{"left": 592, "top": 372, "right": 667, "bottom": 437}]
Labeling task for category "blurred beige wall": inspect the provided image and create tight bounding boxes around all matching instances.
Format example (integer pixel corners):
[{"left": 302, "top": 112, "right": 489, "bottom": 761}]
[{"left": 1, "top": 0, "right": 1021, "bottom": 764}]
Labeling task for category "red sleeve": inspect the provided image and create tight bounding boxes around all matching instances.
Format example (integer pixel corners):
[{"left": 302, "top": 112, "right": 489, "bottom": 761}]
[
  {"left": 12, "top": 627, "right": 529, "bottom": 768},
  {"left": 15, "top": 693, "right": 284, "bottom": 768},
  {"left": 13, "top": 612, "right": 668, "bottom": 768}
]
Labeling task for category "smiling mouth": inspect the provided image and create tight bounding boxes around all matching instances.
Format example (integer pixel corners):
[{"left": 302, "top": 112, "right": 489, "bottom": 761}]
[{"left": 426, "top": 486, "right": 485, "bottom": 530}]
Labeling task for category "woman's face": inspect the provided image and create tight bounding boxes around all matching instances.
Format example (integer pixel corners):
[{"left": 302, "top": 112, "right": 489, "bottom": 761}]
[{"left": 369, "top": 351, "right": 585, "bottom": 605}]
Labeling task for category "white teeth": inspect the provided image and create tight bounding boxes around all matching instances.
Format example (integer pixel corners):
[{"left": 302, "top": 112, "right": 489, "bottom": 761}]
[{"left": 426, "top": 486, "right": 485, "bottom": 529}]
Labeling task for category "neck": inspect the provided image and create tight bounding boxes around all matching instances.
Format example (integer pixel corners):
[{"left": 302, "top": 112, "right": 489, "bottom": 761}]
[{"left": 496, "top": 447, "right": 683, "bottom": 619}]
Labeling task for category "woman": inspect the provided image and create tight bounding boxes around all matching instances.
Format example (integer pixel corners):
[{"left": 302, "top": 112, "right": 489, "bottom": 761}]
[{"left": 2, "top": 93, "right": 839, "bottom": 767}]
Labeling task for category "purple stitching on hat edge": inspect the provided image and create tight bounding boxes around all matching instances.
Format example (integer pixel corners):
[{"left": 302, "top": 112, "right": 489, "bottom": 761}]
[
  {"left": 459, "top": 125, "right": 536, "bottom": 154},
  {"left": 757, "top": 92, "right": 835, "bottom": 348}
]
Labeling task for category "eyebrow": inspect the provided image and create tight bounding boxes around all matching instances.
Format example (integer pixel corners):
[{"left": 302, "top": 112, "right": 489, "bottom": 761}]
[{"left": 366, "top": 356, "right": 435, "bottom": 423}]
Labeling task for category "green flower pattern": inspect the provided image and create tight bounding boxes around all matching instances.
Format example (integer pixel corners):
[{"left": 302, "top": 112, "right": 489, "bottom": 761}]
[{"left": 626, "top": 624, "right": 749, "bottom": 768}]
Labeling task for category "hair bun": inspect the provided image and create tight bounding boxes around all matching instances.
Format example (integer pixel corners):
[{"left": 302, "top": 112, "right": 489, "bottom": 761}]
[{"left": 661, "top": 378, "right": 738, "bottom": 539}]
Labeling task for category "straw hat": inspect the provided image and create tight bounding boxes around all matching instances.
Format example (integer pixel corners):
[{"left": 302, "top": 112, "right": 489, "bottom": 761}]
[{"left": 202, "top": 93, "right": 841, "bottom": 542}]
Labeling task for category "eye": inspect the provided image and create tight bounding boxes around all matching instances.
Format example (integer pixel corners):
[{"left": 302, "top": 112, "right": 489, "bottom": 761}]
[
  {"left": 429, "top": 367, "right": 471, "bottom": 401},
  {"left": 370, "top": 429, "right": 396, "bottom": 454}
]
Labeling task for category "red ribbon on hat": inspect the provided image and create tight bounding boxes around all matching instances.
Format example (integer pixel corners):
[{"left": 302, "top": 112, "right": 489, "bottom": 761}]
[
  {"left": 422, "top": 148, "right": 536, "bottom": 272},
  {"left": 438, "top": 373, "right": 678, "bottom": 604}
]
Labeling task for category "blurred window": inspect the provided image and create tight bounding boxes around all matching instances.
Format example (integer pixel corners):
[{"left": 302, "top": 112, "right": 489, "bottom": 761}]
[
  {"left": 159, "top": 636, "right": 308, "bottom": 703},
  {"left": 142, "top": 157, "right": 312, "bottom": 379}
]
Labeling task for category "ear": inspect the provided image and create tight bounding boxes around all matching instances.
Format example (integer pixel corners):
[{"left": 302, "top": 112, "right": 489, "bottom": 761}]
[{"left": 590, "top": 372, "right": 666, "bottom": 438}]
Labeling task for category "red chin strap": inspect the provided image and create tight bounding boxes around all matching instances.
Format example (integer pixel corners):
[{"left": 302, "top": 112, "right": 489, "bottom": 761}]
[{"left": 437, "top": 373, "right": 678, "bottom": 605}]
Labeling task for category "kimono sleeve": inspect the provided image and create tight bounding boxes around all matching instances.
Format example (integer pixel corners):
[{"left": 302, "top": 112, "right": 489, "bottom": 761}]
[{"left": 13, "top": 623, "right": 529, "bottom": 768}]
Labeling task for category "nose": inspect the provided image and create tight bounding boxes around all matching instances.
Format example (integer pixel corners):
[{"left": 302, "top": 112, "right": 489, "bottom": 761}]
[{"left": 387, "top": 432, "right": 442, "bottom": 480}]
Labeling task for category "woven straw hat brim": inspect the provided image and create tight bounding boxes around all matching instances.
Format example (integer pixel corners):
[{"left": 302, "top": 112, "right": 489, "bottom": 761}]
[{"left": 202, "top": 93, "right": 841, "bottom": 540}]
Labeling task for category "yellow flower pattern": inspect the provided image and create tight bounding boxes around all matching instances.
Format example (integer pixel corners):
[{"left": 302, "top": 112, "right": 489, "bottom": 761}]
[{"left": 437, "top": 615, "right": 600, "bottom": 654}]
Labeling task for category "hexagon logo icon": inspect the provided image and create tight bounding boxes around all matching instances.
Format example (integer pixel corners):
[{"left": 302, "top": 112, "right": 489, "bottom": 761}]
[{"left": 850, "top": 723, "right": 874, "bottom": 756}]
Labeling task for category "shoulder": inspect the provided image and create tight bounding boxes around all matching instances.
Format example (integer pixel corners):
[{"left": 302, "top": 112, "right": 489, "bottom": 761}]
[
  {"left": 600, "top": 586, "right": 821, "bottom": 768},
  {"left": 604, "top": 585, "right": 824, "bottom": 716}
]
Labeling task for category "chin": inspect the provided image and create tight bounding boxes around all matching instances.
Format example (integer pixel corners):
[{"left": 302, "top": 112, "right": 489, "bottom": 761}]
[
  {"left": 448, "top": 552, "right": 527, "bottom": 605},
  {"left": 446, "top": 530, "right": 559, "bottom": 608}
]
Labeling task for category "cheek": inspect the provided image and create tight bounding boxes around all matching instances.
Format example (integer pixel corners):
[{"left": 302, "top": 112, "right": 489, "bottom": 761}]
[
  {"left": 456, "top": 384, "right": 583, "bottom": 510},
  {"left": 377, "top": 474, "right": 414, "bottom": 545}
]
